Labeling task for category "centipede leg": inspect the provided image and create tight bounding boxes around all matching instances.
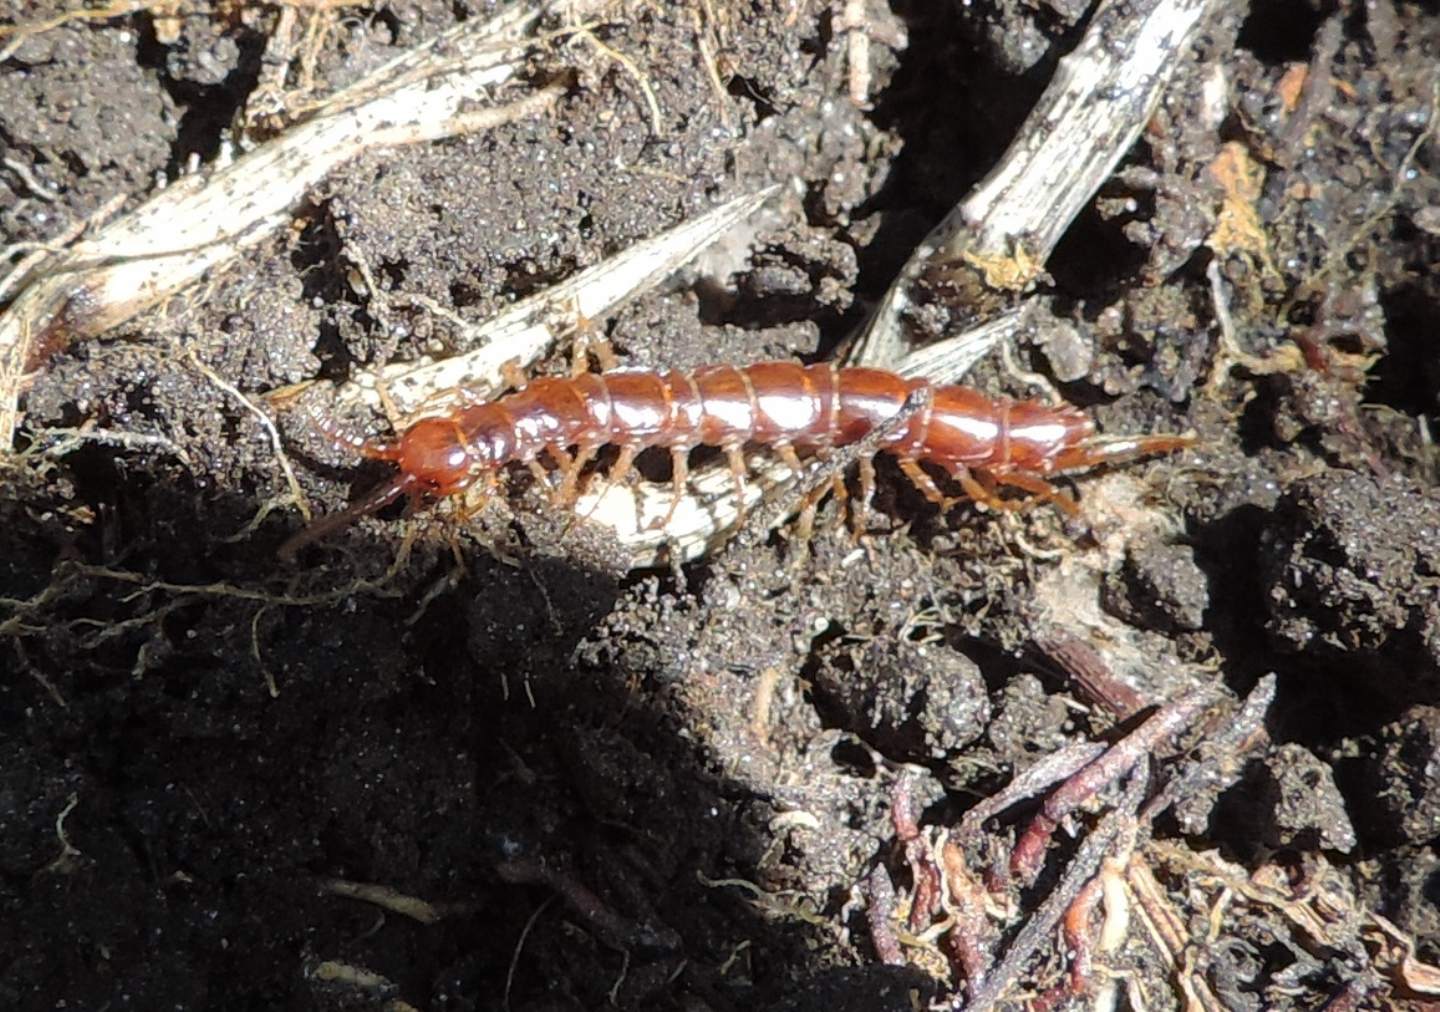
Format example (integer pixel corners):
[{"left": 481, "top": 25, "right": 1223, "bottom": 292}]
[
  {"left": 374, "top": 374, "right": 405, "bottom": 434},
  {"left": 951, "top": 467, "right": 1021, "bottom": 512},
  {"left": 572, "top": 444, "right": 639, "bottom": 523},
  {"left": 828, "top": 472, "right": 850, "bottom": 531},
  {"left": 536, "top": 445, "right": 577, "bottom": 502},
  {"left": 452, "top": 471, "right": 499, "bottom": 525},
  {"left": 527, "top": 458, "right": 553, "bottom": 492},
  {"left": 557, "top": 444, "right": 597, "bottom": 505},
  {"left": 567, "top": 443, "right": 637, "bottom": 526},
  {"left": 775, "top": 442, "right": 804, "bottom": 476},
  {"left": 652, "top": 446, "right": 691, "bottom": 531},
  {"left": 794, "top": 493, "right": 819, "bottom": 545},
  {"left": 500, "top": 358, "right": 528, "bottom": 391},
  {"left": 359, "top": 436, "right": 402, "bottom": 462},
  {"left": 955, "top": 466, "right": 1071, "bottom": 515},
  {"left": 771, "top": 442, "right": 820, "bottom": 556},
  {"left": 899, "top": 457, "right": 946, "bottom": 506},
  {"left": 611, "top": 444, "right": 639, "bottom": 486},
  {"left": 724, "top": 444, "right": 750, "bottom": 525},
  {"left": 990, "top": 469, "right": 1081, "bottom": 516},
  {"left": 591, "top": 336, "right": 619, "bottom": 371},
  {"left": 547, "top": 443, "right": 574, "bottom": 473},
  {"left": 410, "top": 380, "right": 493, "bottom": 419},
  {"left": 565, "top": 297, "right": 619, "bottom": 375},
  {"left": 571, "top": 330, "right": 619, "bottom": 376},
  {"left": 854, "top": 455, "right": 877, "bottom": 537},
  {"left": 789, "top": 480, "right": 832, "bottom": 567}
]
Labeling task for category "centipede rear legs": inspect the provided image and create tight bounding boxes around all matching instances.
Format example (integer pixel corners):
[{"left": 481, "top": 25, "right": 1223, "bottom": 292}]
[{"left": 981, "top": 469, "right": 1080, "bottom": 517}]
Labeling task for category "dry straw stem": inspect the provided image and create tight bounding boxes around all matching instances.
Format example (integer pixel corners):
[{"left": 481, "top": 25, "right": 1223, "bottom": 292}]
[
  {"left": 851, "top": 0, "right": 1227, "bottom": 369},
  {"left": 0, "top": 0, "right": 608, "bottom": 447}
]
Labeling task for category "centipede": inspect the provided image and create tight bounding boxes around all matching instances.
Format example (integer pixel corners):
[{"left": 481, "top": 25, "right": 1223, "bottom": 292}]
[{"left": 279, "top": 361, "right": 1192, "bottom": 559}]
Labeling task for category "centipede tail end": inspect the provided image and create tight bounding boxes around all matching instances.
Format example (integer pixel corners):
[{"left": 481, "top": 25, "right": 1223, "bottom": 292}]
[{"left": 1047, "top": 432, "right": 1198, "bottom": 474}]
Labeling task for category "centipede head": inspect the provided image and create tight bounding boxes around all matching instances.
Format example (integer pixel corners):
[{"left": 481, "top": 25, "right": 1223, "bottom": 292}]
[
  {"left": 381, "top": 416, "right": 494, "bottom": 497},
  {"left": 280, "top": 409, "right": 513, "bottom": 559}
]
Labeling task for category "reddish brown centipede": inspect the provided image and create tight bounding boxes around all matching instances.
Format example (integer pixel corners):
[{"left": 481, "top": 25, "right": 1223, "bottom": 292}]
[{"left": 279, "top": 362, "right": 1192, "bottom": 558}]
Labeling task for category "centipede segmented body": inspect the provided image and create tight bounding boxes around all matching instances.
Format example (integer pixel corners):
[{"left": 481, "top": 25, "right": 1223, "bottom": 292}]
[{"left": 281, "top": 362, "right": 1192, "bottom": 557}]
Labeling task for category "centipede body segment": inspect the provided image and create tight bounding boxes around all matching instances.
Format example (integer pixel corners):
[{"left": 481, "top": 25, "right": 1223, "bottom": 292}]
[{"left": 280, "top": 362, "right": 1192, "bottom": 558}]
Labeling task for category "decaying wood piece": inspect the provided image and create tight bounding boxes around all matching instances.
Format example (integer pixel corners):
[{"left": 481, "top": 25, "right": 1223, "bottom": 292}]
[{"left": 0, "top": 0, "right": 603, "bottom": 447}]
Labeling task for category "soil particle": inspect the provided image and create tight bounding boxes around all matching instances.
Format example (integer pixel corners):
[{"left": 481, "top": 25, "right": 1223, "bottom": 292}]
[
  {"left": 1260, "top": 470, "right": 1440, "bottom": 675},
  {"left": 159, "top": 12, "right": 247, "bottom": 88},
  {"left": 984, "top": 673, "right": 1072, "bottom": 760},
  {"left": 0, "top": 21, "right": 177, "bottom": 235},
  {"left": 810, "top": 637, "right": 989, "bottom": 760},
  {"left": 1226, "top": 743, "right": 1357, "bottom": 854},
  {"left": 1102, "top": 540, "right": 1210, "bottom": 633},
  {"left": 1357, "top": 704, "right": 1440, "bottom": 847}
]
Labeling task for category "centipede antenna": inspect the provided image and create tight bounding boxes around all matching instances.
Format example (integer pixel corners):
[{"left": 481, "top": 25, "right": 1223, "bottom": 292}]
[
  {"left": 359, "top": 437, "right": 402, "bottom": 462},
  {"left": 278, "top": 472, "right": 419, "bottom": 561}
]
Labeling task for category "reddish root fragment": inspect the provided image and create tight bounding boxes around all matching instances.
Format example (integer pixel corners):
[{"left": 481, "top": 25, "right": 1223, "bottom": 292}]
[
  {"left": 864, "top": 863, "right": 906, "bottom": 966},
  {"left": 890, "top": 773, "right": 921, "bottom": 842},
  {"left": 1009, "top": 688, "right": 1218, "bottom": 886},
  {"left": 1063, "top": 874, "right": 1105, "bottom": 993},
  {"left": 941, "top": 839, "right": 997, "bottom": 992},
  {"left": 956, "top": 741, "right": 1106, "bottom": 845},
  {"left": 1035, "top": 629, "right": 1150, "bottom": 720},
  {"left": 888, "top": 774, "right": 942, "bottom": 934},
  {"left": 962, "top": 805, "right": 1134, "bottom": 1012},
  {"left": 907, "top": 841, "right": 942, "bottom": 935}
]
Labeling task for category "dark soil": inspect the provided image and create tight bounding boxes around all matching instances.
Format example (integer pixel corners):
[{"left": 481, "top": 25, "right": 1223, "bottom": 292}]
[{"left": 3, "top": 1, "right": 1439, "bottom": 1010}]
